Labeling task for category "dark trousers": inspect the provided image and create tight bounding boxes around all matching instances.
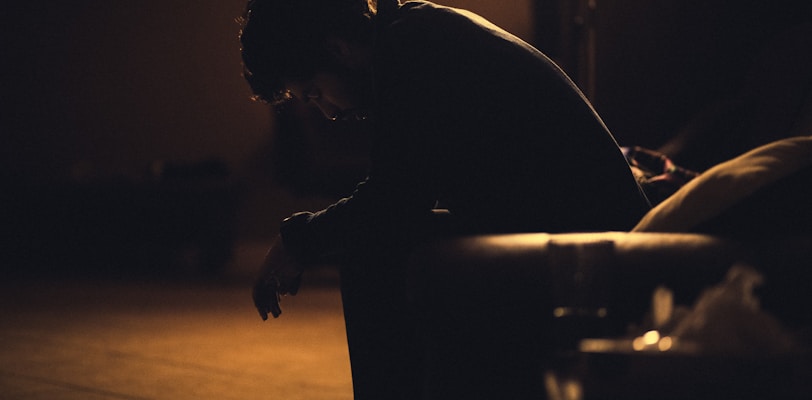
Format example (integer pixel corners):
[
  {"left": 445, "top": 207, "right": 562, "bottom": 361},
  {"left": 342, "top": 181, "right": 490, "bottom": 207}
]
[
  {"left": 339, "top": 252, "right": 424, "bottom": 400},
  {"left": 338, "top": 247, "right": 552, "bottom": 400}
]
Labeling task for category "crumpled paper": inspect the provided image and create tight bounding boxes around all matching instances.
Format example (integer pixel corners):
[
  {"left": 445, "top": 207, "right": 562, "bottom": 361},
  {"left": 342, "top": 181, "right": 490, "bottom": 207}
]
[{"left": 643, "top": 264, "right": 799, "bottom": 355}]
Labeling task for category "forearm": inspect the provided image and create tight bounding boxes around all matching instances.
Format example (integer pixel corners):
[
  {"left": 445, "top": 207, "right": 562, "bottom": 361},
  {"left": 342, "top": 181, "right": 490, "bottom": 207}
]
[{"left": 279, "top": 177, "right": 437, "bottom": 265}]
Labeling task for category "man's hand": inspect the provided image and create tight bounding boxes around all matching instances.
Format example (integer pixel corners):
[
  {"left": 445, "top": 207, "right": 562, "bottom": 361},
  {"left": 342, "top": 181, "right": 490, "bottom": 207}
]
[{"left": 252, "top": 236, "right": 303, "bottom": 320}]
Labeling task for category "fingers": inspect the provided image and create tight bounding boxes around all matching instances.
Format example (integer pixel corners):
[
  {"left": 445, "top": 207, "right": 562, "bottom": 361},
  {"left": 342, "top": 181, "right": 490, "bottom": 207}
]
[
  {"left": 269, "top": 295, "right": 282, "bottom": 318},
  {"left": 253, "top": 284, "right": 270, "bottom": 320},
  {"left": 253, "top": 279, "right": 283, "bottom": 320}
]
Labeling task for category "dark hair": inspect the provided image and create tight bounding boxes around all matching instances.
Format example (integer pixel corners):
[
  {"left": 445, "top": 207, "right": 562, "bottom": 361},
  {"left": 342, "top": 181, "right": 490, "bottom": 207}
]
[{"left": 239, "top": 0, "right": 376, "bottom": 104}]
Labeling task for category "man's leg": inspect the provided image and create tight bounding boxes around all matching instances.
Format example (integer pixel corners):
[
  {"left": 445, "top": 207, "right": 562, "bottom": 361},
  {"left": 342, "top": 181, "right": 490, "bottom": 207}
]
[{"left": 339, "top": 253, "right": 424, "bottom": 400}]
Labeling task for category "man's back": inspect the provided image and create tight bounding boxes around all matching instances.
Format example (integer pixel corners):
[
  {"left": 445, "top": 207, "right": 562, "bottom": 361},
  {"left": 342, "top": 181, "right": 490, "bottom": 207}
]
[{"left": 372, "top": 1, "right": 650, "bottom": 234}]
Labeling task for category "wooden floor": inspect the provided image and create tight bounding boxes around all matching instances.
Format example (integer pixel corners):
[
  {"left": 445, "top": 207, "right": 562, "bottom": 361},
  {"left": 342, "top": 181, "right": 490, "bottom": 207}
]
[{"left": 0, "top": 273, "right": 353, "bottom": 399}]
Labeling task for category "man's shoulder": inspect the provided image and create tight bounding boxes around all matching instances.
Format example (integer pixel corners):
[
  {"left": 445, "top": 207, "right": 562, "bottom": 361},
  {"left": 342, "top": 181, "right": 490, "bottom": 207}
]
[
  {"left": 384, "top": 1, "right": 477, "bottom": 33},
  {"left": 397, "top": 0, "right": 445, "bottom": 15}
]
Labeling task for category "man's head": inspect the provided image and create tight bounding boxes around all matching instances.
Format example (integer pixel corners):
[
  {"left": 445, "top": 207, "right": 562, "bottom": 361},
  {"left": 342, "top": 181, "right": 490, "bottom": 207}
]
[{"left": 240, "top": 0, "right": 377, "bottom": 112}]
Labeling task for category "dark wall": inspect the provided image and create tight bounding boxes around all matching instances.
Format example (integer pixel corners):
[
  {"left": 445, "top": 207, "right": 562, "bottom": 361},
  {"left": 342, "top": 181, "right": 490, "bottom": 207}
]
[
  {"left": 589, "top": 0, "right": 812, "bottom": 148},
  {"left": 1, "top": 1, "right": 274, "bottom": 278},
  {"left": 1, "top": 0, "right": 271, "bottom": 183}
]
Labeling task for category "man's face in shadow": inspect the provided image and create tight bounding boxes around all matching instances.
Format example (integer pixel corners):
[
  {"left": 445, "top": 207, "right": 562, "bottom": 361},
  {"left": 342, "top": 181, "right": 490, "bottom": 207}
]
[
  {"left": 284, "top": 69, "right": 370, "bottom": 121},
  {"left": 283, "top": 38, "right": 373, "bottom": 121}
]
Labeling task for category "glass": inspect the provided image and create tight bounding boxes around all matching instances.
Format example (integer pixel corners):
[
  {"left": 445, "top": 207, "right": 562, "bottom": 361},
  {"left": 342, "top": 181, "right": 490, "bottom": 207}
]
[{"left": 547, "top": 239, "right": 615, "bottom": 349}]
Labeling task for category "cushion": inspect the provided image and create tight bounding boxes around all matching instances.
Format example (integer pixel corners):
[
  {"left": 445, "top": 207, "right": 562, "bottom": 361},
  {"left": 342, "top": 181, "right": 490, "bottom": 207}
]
[{"left": 633, "top": 135, "right": 812, "bottom": 234}]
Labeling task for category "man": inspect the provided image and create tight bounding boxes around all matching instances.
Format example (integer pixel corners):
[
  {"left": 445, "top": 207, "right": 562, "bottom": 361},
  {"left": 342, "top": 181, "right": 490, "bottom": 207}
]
[{"left": 241, "top": 1, "right": 650, "bottom": 398}]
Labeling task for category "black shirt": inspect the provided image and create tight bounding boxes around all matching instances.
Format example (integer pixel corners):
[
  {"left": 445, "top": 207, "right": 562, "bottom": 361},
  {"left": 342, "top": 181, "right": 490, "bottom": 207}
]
[{"left": 282, "top": 1, "right": 650, "bottom": 263}]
